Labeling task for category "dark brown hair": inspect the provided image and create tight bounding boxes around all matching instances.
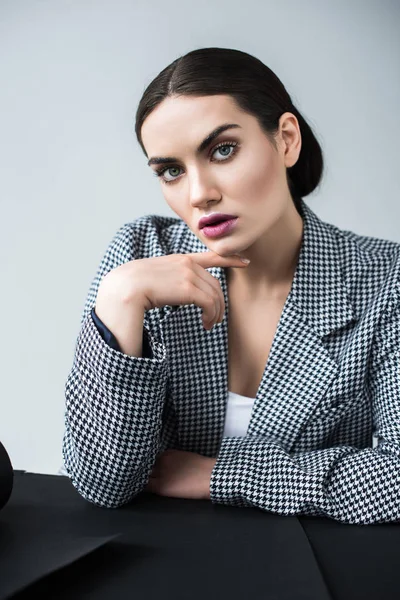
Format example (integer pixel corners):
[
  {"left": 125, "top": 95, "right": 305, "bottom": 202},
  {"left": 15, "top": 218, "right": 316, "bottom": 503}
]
[{"left": 135, "top": 47, "right": 324, "bottom": 216}]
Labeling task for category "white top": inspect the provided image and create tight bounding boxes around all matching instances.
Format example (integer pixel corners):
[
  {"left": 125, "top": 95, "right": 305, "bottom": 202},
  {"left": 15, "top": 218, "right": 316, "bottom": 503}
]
[{"left": 222, "top": 390, "right": 256, "bottom": 438}]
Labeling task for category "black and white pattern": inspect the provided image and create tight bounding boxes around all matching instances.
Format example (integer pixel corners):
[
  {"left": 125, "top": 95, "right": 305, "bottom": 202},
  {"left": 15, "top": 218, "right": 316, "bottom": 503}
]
[{"left": 62, "top": 198, "right": 400, "bottom": 524}]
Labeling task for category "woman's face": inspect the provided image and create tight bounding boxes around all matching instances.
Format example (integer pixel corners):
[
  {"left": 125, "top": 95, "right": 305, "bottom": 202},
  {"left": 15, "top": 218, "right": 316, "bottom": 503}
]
[{"left": 141, "top": 94, "right": 301, "bottom": 259}]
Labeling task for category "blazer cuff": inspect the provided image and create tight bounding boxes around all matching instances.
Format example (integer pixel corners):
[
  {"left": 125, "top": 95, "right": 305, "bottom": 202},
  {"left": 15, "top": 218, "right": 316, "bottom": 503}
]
[{"left": 90, "top": 306, "right": 153, "bottom": 358}]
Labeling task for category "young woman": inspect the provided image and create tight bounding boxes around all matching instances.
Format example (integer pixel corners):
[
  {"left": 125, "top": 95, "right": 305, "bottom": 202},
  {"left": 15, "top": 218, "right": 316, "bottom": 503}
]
[{"left": 62, "top": 47, "right": 400, "bottom": 525}]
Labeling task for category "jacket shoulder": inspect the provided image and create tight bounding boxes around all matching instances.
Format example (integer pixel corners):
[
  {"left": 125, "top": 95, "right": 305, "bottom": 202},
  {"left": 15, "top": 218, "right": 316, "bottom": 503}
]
[
  {"left": 335, "top": 225, "right": 400, "bottom": 257},
  {"left": 116, "top": 214, "right": 188, "bottom": 260},
  {"left": 330, "top": 223, "right": 400, "bottom": 301}
]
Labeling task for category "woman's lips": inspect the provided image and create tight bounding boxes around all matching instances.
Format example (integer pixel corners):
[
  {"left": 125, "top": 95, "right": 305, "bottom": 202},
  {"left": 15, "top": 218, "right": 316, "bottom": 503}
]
[{"left": 201, "top": 217, "right": 239, "bottom": 239}]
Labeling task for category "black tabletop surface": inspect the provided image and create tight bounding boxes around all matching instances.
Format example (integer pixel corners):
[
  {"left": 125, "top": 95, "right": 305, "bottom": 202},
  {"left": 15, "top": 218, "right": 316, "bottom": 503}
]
[{"left": 0, "top": 471, "right": 398, "bottom": 600}]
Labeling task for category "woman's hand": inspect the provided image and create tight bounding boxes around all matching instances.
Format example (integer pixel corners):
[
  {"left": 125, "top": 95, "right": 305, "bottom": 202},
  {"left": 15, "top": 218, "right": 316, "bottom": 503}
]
[{"left": 144, "top": 449, "right": 217, "bottom": 500}]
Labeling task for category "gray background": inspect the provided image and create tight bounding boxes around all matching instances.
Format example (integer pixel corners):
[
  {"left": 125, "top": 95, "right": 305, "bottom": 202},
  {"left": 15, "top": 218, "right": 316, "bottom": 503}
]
[{"left": 0, "top": 0, "right": 399, "bottom": 475}]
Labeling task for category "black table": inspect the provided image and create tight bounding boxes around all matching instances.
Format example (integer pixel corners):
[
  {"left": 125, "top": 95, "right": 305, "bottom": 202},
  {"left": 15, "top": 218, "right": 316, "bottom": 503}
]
[{"left": 0, "top": 471, "right": 398, "bottom": 599}]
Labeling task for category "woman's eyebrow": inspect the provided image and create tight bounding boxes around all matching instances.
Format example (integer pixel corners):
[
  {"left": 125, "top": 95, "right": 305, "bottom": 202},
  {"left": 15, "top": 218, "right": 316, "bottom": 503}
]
[{"left": 147, "top": 123, "right": 242, "bottom": 166}]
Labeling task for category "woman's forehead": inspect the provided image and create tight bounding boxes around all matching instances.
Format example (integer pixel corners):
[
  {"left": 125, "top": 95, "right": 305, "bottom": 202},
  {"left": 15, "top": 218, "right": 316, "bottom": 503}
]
[{"left": 141, "top": 96, "right": 252, "bottom": 155}]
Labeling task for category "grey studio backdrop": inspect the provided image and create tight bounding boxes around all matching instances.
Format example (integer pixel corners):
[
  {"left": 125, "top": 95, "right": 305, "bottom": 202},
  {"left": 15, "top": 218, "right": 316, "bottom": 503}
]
[{"left": 0, "top": 0, "right": 399, "bottom": 476}]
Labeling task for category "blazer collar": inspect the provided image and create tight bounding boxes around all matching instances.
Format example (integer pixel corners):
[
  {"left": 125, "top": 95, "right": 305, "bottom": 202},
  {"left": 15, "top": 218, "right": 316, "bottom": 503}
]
[{"left": 178, "top": 198, "right": 356, "bottom": 339}]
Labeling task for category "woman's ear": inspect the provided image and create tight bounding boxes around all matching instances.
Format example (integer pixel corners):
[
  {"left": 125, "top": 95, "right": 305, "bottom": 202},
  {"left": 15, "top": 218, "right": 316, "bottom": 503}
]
[{"left": 279, "top": 113, "right": 301, "bottom": 168}]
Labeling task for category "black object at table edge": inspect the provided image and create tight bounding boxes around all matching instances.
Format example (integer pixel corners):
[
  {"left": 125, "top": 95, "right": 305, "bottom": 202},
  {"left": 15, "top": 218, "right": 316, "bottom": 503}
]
[{"left": 0, "top": 440, "right": 13, "bottom": 510}]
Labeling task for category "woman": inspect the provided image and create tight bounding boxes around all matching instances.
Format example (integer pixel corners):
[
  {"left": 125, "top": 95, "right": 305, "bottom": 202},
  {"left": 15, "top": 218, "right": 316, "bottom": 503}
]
[{"left": 62, "top": 47, "right": 400, "bottom": 525}]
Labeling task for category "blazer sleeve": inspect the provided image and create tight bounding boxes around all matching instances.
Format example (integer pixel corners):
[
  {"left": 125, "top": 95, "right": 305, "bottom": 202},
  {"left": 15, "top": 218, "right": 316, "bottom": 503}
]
[
  {"left": 210, "top": 283, "right": 400, "bottom": 525},
  {"left": 62, "top": 222, "right": 170, "bottom": 508},
  {"left": 90, "top": 306, "right": 153, "bottom": 358}
]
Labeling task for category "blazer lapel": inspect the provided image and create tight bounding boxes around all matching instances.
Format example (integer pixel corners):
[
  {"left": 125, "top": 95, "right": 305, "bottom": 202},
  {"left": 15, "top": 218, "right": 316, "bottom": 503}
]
[{"left": 160, "top": 200, "right": 358, "bottom": 456}]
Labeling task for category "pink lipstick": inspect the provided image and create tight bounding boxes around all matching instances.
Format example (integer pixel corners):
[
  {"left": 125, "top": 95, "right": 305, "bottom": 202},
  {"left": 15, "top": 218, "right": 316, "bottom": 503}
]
[{"left": 202, "top": 217, "right": 239, "bottom": 239}]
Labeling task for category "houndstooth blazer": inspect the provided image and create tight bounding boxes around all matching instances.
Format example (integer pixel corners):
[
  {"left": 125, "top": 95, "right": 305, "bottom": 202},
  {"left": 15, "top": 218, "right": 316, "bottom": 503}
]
[{"left": 62, "top": 198, "right": 400, "bottom": 525}]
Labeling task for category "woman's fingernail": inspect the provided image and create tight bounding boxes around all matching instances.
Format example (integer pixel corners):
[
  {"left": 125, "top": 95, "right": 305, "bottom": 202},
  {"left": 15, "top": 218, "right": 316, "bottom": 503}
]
[{"left": 240, "top": 258, "right": 250, "bottom": 264}]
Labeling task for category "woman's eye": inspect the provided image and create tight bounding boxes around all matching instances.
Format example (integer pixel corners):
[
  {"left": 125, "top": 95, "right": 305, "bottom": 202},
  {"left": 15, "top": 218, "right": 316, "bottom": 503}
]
[
  {"left": 153, "top": 141, "right": 239, "bottom": 184},
  {"left": 213, "top": 144, "right": 235, "bottom": 159}
]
